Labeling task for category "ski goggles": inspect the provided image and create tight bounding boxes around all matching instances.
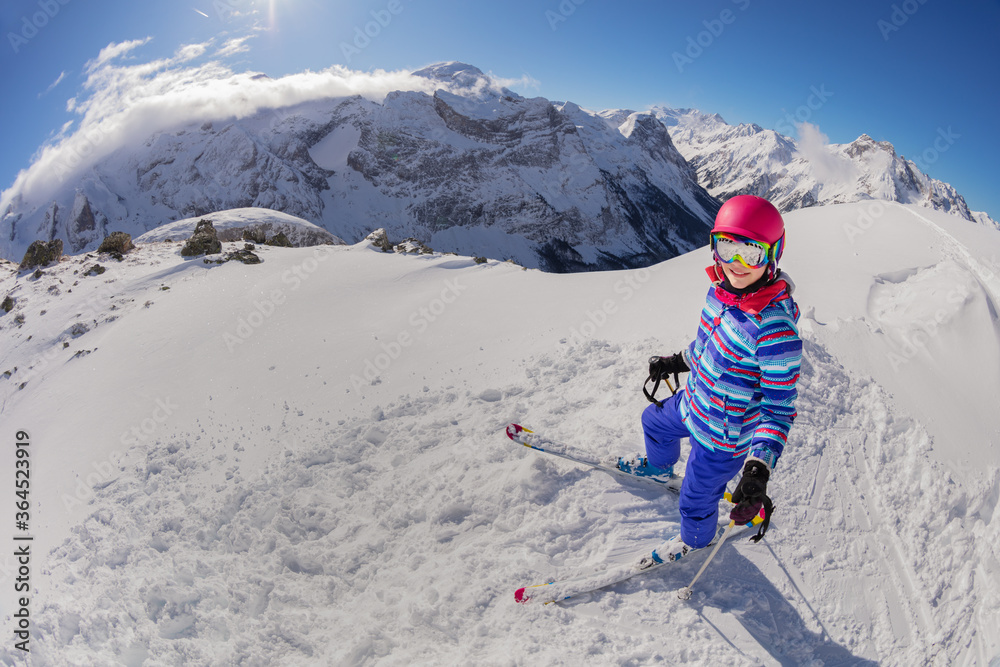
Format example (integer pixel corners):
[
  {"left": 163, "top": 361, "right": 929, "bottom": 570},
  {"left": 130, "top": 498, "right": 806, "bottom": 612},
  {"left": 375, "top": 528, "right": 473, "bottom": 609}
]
[{"left": 710, "top": 232, "right": 772, "bottom": 269}]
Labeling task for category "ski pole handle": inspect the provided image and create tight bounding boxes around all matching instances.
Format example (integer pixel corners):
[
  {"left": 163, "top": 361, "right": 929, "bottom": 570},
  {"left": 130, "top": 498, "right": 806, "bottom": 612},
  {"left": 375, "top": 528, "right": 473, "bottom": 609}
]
[
  {"left": 642, "top": 371, "right": 676, "bottom": 408},
  {"left": 677, "top": 520, "right": 736, "bottom": 600}
]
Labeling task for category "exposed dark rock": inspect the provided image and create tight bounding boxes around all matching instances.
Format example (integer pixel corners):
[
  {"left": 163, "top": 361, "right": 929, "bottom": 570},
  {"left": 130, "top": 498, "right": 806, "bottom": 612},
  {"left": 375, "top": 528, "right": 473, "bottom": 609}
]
[
  {"left": 366, "top": 228, "right": 392, "bottom": 252},
  {"left": 180, "top": 219, "right": 222, "bottom": 256},
  {"left": 98, "top": 232, "right": 135, "bottom": 259},
  {"left": 241, "top": 227, "right": 267, "bottom": 244},
  {"left": 394, "top": 238, "right": 433, "bottom": 254},
  {"left": 224, "top": 249, "right": 262, "bottom": 264},
  {"left": 265, "top": 231, "right": 293, "bottom": 247},
  {"left": 19, "top": 240, "right": 63, "bottom": 270}
]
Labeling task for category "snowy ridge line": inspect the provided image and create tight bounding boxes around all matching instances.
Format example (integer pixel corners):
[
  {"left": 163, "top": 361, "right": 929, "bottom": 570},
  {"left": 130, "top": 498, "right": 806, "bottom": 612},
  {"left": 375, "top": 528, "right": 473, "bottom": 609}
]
[
  {"left": 900, "top": 204, "right": 1000, "bottom": 312},
  {"left": 657, "top": 108, "right": 998, "bottom": 230}
]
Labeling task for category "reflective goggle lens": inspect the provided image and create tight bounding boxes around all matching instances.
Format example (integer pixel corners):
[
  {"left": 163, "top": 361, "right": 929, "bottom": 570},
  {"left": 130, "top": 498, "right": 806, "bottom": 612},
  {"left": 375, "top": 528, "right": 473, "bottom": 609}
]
[{"left": 711, "top": 234, "right": 770, "bottom": 268}]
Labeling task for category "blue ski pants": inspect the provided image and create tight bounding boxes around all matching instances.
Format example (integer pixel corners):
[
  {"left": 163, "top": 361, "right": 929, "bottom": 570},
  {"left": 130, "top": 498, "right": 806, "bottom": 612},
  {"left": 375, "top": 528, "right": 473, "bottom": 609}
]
[{"left": 642, "top": 392, "right": 746, "bottom": 548}]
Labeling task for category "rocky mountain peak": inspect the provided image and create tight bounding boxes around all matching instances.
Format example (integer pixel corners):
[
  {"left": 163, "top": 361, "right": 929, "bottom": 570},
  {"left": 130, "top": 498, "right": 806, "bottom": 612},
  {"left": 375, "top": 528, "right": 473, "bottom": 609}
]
[
  {"left": 0, "top": 70, "right": 721, "bottom": 272},
  {"left": 662, "top": 110, "right": 995, "bottom": 227},
  {"left": 412, "top": 62, "right": 490, "bottom": 89},
  {"left": 846, "top": 134, "right": 897, "bottom": 159}
]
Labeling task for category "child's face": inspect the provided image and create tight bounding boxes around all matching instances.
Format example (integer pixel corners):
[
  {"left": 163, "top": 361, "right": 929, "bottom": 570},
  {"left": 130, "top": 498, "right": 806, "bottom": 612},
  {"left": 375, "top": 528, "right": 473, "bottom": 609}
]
[{"left": 720, "top": 260, "right": 767, "bottom": 289}]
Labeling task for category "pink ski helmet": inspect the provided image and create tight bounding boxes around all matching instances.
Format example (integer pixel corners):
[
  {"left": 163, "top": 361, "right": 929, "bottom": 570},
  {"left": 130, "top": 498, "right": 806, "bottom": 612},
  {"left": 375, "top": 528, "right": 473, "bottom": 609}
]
[{"left": 712, "top": 195, "right": 785, "bottom": 263}]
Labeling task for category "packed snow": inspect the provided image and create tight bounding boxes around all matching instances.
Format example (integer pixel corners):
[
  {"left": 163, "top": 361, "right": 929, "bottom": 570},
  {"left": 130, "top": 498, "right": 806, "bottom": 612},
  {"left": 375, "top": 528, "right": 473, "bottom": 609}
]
[{"left": 0, "top": 202, "right": 998, "bottom": 665}]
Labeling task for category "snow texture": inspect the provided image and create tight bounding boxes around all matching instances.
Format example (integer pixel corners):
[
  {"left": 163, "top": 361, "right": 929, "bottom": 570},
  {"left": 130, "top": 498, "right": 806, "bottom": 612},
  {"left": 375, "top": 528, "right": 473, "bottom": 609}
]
[{"left": 0, "top": 202, "right": 998, "bottom": 665}]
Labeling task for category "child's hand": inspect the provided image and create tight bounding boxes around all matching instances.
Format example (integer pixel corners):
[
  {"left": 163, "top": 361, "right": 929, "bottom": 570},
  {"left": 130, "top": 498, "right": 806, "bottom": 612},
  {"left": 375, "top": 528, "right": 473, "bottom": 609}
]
[
  {"left": 730, "top": 460, "right": 769, "bottom": 509},
  {"left": 648, "top": 353, "right": 689, "bottom": 380},
  {"left": 730, "top": 460, "right": 774, "bottom": 542}
]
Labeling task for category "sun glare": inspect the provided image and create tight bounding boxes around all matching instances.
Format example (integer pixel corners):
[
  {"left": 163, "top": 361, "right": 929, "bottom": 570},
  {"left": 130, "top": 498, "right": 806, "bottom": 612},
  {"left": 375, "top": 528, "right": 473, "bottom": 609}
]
[{"left": 267, "top": 0, "right": 281, "bottom": 29}]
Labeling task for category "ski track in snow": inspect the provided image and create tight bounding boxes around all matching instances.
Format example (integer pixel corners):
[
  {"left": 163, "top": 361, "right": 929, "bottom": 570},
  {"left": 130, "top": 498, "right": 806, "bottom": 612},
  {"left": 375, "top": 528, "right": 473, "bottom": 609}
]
[{"left": 1, "top": 210, "right": 998, "bottom": 665}]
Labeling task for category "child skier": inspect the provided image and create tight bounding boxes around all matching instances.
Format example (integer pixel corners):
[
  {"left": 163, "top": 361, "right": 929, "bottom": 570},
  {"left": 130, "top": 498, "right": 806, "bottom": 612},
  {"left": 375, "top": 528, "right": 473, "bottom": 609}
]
[{"left": 619, "top": 194, "right": 802, "bottom": 559}]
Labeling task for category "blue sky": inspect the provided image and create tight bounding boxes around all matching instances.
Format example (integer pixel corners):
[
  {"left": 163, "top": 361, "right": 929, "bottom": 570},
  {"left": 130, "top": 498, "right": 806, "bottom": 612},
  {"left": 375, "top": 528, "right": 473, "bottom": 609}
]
[{"left": 2, "top": 0, "right": 999, "bottom": 218}]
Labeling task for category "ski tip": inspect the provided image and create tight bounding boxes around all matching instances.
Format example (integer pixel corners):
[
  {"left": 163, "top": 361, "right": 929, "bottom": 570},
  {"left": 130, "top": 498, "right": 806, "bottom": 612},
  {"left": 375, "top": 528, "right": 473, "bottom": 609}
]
[
  {"left": 505, "top": 423, "right": 526, "bottom": 440},
  {"left": 514, "top": 587, "right": 530, "bottom": 604}
]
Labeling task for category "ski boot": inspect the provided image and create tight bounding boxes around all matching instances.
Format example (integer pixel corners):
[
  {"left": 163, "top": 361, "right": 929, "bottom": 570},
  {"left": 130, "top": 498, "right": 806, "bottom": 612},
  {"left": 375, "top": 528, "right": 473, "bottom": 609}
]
[{"left": 616, "top": 454, "right": 675, "bottom": 484}]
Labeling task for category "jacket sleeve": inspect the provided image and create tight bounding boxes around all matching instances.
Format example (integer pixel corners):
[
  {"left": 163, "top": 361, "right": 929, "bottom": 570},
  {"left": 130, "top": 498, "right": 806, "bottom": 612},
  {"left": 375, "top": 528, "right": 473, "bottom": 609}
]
[{"left": 748, "top": 315, "right": 802, "bottom": 469}]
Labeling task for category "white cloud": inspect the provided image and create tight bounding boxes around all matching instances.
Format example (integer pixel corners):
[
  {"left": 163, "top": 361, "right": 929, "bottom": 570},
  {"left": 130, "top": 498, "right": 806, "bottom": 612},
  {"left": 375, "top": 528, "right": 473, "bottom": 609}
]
[
  {"left": 1, "top": 39, "right": 495, "bottom": 213},
  {"left": 175, "top": 42, "right": 211, "bottom": 62},
  {"left": 39, "top": 71, "right": 67, "bottom": 97},
  {"left": 489, "top": 72, "right": 541, "bottom": 93},
  {"left": 794, "top": 122, "right": 857, "bottom": 185},
  {"left": 216, "top": 36, "right": 253, "bottom": 58},
  {"left": 85, "top": 38, "right": 153, "bottom": 74}
]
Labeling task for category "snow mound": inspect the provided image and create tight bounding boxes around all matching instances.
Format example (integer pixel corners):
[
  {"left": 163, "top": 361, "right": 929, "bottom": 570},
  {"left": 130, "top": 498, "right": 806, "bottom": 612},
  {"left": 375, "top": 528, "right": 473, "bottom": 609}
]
[{"left": 135, "top": 208, "right": 345, "bottom": 247}]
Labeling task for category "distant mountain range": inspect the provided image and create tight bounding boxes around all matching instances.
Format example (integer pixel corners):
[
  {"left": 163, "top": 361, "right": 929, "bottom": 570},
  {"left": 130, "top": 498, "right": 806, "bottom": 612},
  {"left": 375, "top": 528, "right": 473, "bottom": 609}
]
[
  {"left": 1, "top": 62, "right": 995, "bottom": 269},
  {"left": 651, "top": 107, "right": 997, "bottom": 230}
]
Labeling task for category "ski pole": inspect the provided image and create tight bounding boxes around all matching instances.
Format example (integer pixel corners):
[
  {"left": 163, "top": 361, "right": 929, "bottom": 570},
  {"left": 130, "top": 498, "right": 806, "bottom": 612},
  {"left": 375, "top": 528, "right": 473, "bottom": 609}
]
[{"left": 677, "top": 520, "right": 736, "bottom": 601}]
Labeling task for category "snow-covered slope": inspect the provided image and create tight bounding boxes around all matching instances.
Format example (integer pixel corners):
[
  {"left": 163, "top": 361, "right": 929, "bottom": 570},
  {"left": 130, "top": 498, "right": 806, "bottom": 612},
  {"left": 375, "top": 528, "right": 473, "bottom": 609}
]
[
  {"left": 0, "top": 63, "right": 718, "bottom": 273},
  {"left": 653, "top": 107, "right": 999, "bottom": 229},
  {"left": 134, "top": 207, "right": 345, "bottom": 246},
  {"left": 0, "top": 203, "right": 998, "bottom": 665}
]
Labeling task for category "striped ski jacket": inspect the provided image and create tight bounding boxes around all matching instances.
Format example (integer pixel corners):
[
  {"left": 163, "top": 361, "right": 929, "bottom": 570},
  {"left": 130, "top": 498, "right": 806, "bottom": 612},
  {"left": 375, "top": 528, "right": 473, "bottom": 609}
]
[{"left": 679, "top": 266, "right": 802, "bottom": 469}]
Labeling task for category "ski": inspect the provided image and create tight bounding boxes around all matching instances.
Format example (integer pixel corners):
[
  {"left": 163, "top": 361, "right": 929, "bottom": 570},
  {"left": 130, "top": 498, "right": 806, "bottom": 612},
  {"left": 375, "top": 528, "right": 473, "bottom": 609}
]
[
  {"left": 514, "top": 522, "right": 752, "bottom": 605},
  {"left": 505, "top": 423, "right": 683, "bottom": 493}
]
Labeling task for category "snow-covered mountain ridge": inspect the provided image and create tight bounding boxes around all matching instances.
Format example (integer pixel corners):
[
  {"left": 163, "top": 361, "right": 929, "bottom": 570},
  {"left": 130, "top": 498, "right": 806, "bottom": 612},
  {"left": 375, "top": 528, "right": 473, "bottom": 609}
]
[
  {"left": 652, "top": 107, "right": 998, "bottom": 229},
  {"left": 0, "top": 201, "right": 998, "bottom": 664},
  {"left": 4, "top": 61, "right": 994, "bottom": 274},
  {"left": 0, "top": 63, "right": 718, "bottom": 273}
]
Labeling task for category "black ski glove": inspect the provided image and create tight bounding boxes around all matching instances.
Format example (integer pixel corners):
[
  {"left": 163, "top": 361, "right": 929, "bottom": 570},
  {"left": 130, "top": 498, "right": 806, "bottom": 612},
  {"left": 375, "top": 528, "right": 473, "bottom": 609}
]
[
  {"left": 648, "top": 353, "right": 689, "bottom": 380},
  {"left": 729, "top": 460, "right": 774, "bottom": 542},
  {"left": 643, "top": 354, "right": 689, "bottom": 407}
]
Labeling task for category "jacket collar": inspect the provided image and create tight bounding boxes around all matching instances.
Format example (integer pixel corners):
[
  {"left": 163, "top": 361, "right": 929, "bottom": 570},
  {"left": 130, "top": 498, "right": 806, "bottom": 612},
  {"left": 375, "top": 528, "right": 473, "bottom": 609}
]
[{"left": 705, "top": 264, "right": 792, "bottom": 315}]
